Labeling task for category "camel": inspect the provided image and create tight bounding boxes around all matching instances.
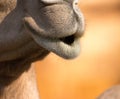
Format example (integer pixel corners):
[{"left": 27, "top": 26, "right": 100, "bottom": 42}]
[
  {"left": 0, "top": 0, "right": 85, "bottom": 99},
  {"left": 98, "top": 85, "right": 120, "bottom": 99}
]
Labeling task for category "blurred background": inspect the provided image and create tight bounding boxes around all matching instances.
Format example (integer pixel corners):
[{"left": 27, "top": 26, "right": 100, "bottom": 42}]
[{"left": 35, "top": 0, "right": 120, "bottom": 99}]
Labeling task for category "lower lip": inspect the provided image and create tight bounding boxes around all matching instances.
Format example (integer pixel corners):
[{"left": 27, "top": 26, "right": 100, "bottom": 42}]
[{"left": 32, "top": 33, "right": 80, "bottom": 59}]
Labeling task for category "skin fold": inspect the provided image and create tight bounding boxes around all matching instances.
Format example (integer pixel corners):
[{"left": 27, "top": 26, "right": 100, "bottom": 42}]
[{"left": 0, "top": 0, "right": 84, "bottom": 99}]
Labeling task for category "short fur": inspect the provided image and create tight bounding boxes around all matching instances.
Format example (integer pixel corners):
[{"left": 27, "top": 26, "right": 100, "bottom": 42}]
[{"left": 0, "top": 0, "right": 84, "bottom": 99}]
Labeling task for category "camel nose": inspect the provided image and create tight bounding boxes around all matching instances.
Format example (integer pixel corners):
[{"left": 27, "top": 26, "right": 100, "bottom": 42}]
[{"left": 40, "top": 0, "right": 63, "bottom": 4}]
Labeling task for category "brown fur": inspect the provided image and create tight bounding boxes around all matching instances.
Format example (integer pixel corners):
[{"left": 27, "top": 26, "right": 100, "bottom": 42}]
[
  {"left": 0, "top": 0, "right": 84, "bottom": 99},
  {"left": 0, "top": 0, "right": 16, "bottom": 22}
]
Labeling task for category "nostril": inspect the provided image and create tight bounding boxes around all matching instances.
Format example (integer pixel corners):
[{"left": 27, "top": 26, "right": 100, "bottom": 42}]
[
  {"left": 73, "top": 0, "right": 78, "bottom": 6},
  {"left": 73, "top": 0, "right": 80, "bottom": 14},
  {"left": 40, "top": 0, "right": 63, "bottom": 5},
  {"left": 74, "top": 2, "right": 78, "bottom": 6}
]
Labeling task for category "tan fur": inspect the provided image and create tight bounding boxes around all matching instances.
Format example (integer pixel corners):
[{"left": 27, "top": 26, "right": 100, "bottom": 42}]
[
  {"left": 0, "top": 64, "right": 39, "bottom": 99},
  {"left": 0, "top": 0, "right": 84, "bottom": 99},
  {"left": 98, "top": 85, "right": 120, "bottom": 99},
  {"left": 0, "top": 0, "right": 16, "bottom": 22}
]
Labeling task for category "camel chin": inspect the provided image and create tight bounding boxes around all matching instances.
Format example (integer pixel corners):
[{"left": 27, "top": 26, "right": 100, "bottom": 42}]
[
  {"left": 28, "top": 29, "right": 81, "bottom": 59},
  {"left": 23, "top": 17, "right": 81, "bottom": 59}
]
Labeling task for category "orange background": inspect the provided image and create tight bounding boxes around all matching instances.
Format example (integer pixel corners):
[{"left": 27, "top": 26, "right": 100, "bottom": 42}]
[{"left": 35, "top": 0, "right": 120, "bottom": 99}]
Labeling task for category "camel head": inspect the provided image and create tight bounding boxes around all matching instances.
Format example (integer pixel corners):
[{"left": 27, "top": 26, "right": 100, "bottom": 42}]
[{"left": 0, "top": 0, "right": 84, "bottom": 63}]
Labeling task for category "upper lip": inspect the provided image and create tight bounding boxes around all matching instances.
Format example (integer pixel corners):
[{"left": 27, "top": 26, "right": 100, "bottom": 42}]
[{"left": 23, "top": 16, "right": 82, "bottom": 41}]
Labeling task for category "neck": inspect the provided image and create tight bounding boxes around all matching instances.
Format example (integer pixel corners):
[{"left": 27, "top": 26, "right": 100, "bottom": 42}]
[{"left": 0, "top": 62, "right": 40, "bottom": 99}]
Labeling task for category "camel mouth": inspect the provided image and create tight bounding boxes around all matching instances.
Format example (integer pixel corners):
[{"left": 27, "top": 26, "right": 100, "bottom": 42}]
[
  {"left": 30, "top": 32, "right": 80, "bottom": 59},
  {"left": 23, "top": 17, "right": 81, "bottom": 59},
  {"left": 59, "top": 35, "right": 75, "bottom": 45}
]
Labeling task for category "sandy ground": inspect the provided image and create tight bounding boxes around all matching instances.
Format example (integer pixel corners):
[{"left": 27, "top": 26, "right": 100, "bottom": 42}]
[{"left": 35, "top": 1, "right": 120, "bottom": 99}]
